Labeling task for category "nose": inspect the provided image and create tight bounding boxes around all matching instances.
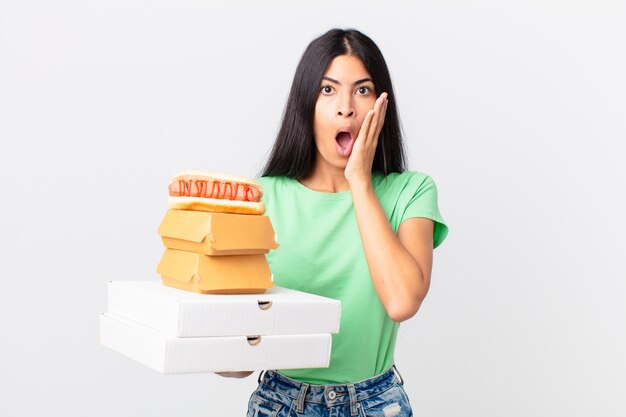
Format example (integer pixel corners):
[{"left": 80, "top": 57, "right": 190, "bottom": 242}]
[{"left": 337, "top": 96, "right": 354, "bottom": 117}]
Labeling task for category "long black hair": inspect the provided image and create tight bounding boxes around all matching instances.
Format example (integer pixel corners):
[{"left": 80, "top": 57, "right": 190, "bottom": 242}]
[{"left": 260, "top": 28, "right": 407, "bottom": 178}]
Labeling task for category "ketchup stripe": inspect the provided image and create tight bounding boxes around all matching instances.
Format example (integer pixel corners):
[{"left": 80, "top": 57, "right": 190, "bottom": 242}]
[{"left": 170, "top": 178, "right": 260, "bottom": 202}]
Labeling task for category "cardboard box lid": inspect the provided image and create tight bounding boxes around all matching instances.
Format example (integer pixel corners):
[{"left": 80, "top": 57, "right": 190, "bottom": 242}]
[
  {"left": 158, "top": 209, "right": 278, "bottom": 251},
  {"left": 107, "top": 280, "right": 341, "bottom": 337},
  {"left": 156, "top": 249, "right": 272, "bottom": 292},
  {"left": 100, "top": 313, "right": 332, "bottom": 374}
]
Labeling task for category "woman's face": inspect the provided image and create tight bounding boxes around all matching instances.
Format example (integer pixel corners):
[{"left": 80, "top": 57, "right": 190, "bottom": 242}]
[{"left": 312, "top": 54, "right": 377, "bottom": 170}]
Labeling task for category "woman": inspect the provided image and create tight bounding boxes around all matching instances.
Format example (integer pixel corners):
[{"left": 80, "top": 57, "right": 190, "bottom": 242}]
[{"left": 223, "top": 28, "right": 448, "bottom": 417}]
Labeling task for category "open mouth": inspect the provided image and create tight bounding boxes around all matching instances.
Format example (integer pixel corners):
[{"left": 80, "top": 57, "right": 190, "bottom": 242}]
[{"left": 335, "top": 131, "right": 355, "bottom": 157}]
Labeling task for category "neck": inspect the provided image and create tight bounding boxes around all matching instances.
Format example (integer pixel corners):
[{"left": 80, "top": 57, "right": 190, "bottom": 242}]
[{"left": 299, "top": 157, "right": 350, "bottom": 193}]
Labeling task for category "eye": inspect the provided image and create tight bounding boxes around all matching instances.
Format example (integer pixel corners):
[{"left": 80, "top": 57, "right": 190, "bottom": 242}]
[
  {"left": 320, "top": 84, "right": 334, "bottom": 95},
  {"left": 356, "top": 85, "right": 372, "bottom": 95}
]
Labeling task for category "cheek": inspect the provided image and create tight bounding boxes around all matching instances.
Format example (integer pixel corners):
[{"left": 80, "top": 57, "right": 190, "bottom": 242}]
[
  {"left": 358, "top": 98, "right": 376, "bottom": 113},
  {"left": 316, "top": 104, "right": 334, "bottom": 120},
  {"left": 356, "top": 99, "right": 376, "bottom": 126},
  {"left": 313, "top": 102, "right": 335, "bottom": 134}
]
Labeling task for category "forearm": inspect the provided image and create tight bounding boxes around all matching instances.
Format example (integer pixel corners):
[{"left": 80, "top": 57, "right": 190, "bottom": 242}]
[{"left": 350, "top": 181, "right": 427, "bottom": 322}]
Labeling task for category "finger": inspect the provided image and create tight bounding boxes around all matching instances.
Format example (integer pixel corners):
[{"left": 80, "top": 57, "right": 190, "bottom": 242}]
[
  {"left": 373, "top": 93, "right": 386, "bottom": 114},
  {"left": 381, "top": 96, "right": 388, "bottom": 120},
  {"left": 368, "top": 97, "right": 388, "bottom": 150},
  {"left": 356, "top": 109, "right": 375, "bottom": 149},
  {"left": 365, "top": 115, "right": 378, "bottom": 150},
  {"left": 368, "top": 103, "right": 384, "bottom": 141},
  {"left": 378, "top": 94, "right": 388, "bottom": 122},
  {"left": 368, "top": 93, "right": 387, "bottom": 137},
  {"left": 376, "top": 98, "right": 388, "bottom": 136}
]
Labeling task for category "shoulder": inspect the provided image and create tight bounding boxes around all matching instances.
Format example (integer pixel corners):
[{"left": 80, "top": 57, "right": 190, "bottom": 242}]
[
  {"left": 255, "top": 176, "right": 295, "bottom": 203},
  {"left": 373, "top": 170, "right": 437, "bottom": 196},
  {"left": 256, "top": 175, "right": 291, "bottom": 191},
  {"left": 381, "top": 171, "right": 448, "bottom": 248},
  {"left": 374, "top": 170, "right": 433, "bottom": 184}
]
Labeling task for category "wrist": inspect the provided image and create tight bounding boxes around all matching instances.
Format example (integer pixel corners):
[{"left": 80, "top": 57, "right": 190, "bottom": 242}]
[{"left": 348, "top": 176, "right": 373, "bottom": 194}]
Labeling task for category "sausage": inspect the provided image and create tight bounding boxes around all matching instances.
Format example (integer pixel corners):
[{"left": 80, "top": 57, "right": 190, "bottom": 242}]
[{"left": 168, "top": 179, "right": 262, "bottom": 202}]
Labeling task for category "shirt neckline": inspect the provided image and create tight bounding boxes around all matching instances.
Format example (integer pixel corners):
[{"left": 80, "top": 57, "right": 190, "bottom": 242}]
[{"left": 288, "top": 177, "right": 354, "bottom": 201}]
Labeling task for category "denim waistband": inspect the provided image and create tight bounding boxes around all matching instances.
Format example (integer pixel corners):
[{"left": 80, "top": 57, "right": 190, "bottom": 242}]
[{"left": 258, "top": 366, "right": 403, "bottom": 414}]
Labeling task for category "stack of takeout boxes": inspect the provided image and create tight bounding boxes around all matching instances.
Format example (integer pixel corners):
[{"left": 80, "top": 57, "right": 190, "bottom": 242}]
[
  {"left": 100, "top": 206, "right": 341, "bottom": 374},
  {"left": 156, "top": 208, "right": 279, "bottom": 294}
]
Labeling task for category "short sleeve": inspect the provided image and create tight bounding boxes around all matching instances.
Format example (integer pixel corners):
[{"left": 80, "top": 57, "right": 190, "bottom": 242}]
[{"left": 401, "top": 174, "right": 449, "bottom": 249}]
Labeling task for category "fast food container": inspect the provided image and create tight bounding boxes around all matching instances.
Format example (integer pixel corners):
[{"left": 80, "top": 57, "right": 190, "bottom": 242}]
[
  {"left": 106, "top": 280, "right": 341, "bottom": 337},
  {"left": 158, "top": 209, "right": 279, "bottom": 256},
  {"left": 157, "top": 248, "right": 273, "bottom": 294},
  {"left": 100, "top": 313, "right": 332, "bottom": 375},
  {"left": 100, "top": 281, "right": 342, "bottom": 374}
]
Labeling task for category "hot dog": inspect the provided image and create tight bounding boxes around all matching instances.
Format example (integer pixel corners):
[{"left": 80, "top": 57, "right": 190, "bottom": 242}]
[{"left": 168, "top": 171, "right": 265, "bottom": 215}]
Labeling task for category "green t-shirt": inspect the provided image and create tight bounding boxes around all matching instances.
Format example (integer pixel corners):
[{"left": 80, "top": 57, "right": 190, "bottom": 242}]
[{"left": 257, "top": 171, "right": 448, "bottom": 384}]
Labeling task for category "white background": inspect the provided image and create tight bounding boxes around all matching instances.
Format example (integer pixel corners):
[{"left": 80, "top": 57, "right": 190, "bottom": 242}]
[{"left": 1, "top": 1, "right": 625, "bottom": 416}]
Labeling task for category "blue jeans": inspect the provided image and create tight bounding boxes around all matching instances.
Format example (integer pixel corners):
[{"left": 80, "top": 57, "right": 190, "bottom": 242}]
[{"left": 247, "top": 365, "right": 413, "bottom": 417}]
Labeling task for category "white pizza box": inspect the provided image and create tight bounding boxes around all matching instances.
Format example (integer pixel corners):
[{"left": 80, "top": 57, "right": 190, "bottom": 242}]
[
  {"left": 107, "top": 280, "right": 341, "bottom": 337},
  {"left": 99, "top": 313, "right": 332, "bottom": 374}
]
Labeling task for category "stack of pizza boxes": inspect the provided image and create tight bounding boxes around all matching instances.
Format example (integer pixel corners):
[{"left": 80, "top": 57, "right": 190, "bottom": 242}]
[{"left": 99, "top": 173, "right": 341, "bottom": 374}]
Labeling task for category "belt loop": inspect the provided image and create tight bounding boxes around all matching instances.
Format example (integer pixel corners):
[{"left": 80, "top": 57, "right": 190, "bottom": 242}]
[
  {"left": 347, "top": 384, "right": 358, "bottom": 416},
  {"left": 392, "top": 364, "right": 404, "bottom": 385},
  {"left": 257, "top": 370, "right": 266, "bottom": 384},
  {"left": 296, "top": 382, "right": 309, "bottom": 413}
]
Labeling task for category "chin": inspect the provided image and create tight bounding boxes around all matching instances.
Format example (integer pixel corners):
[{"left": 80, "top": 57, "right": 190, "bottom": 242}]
[{"left": 315, "top": 145, "right": 349, "bottom": 171}]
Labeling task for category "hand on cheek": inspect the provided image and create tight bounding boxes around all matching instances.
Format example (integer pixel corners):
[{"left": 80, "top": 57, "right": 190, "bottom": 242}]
[{"left": 345, "top": 92, "right": 389, "bottom": 188}]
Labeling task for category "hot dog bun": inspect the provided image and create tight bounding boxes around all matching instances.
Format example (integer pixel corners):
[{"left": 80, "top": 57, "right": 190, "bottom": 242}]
[
  {"left": 168, "top": 171, "right": 265, "bottom": 215},
  {"left": 168, "top": 196, "right": 266, "bottom": 215},
  {"left": 171, "top": 171, "right": 262, "bottom": 189}
]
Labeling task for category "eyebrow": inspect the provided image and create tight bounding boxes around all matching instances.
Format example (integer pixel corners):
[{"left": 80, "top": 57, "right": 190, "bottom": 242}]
[{"left": 322, "top": 76, "right": 373, "bottom": 86}]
